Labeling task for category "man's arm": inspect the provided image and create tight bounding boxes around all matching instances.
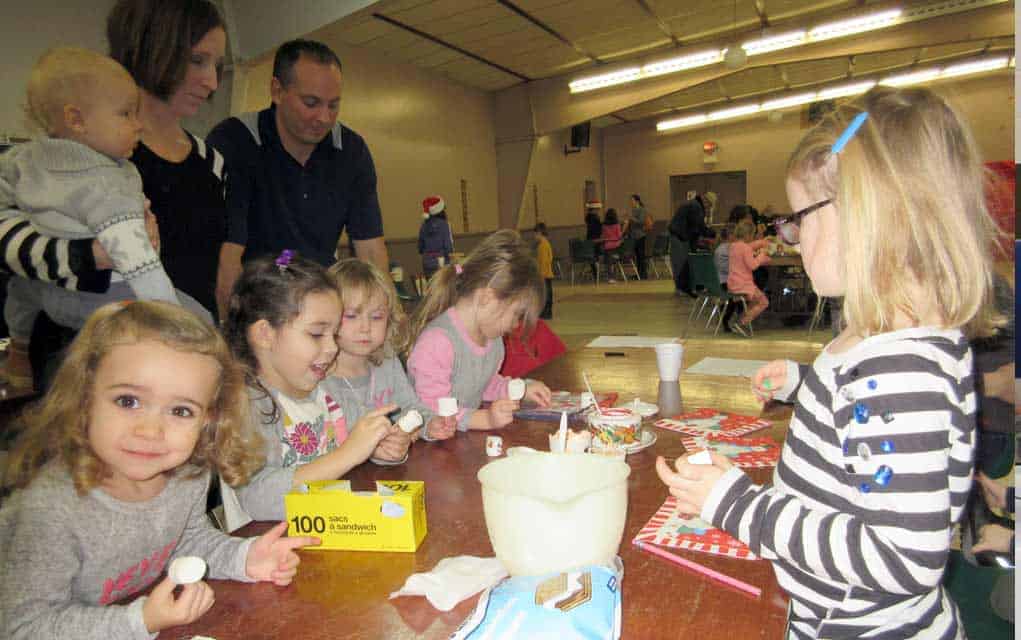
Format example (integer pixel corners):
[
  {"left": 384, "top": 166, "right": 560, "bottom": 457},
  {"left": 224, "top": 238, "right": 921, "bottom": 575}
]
[
  {"left": 217, "top": 242, "right": 245, "bottom": 320},
  {"left": 352, "top": 236, "right": 389, "bottom": 273}
]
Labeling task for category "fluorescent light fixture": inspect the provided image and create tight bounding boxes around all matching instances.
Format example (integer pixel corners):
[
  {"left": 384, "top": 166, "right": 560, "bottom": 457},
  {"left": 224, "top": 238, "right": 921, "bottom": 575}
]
[
  {"left": 642, "top": 50, "right": 723, "bottom": 78},
  {"left": 879, "top": 68, "right": 940, "bottom": 87},
  {"left": 657, "top": 114, "right": 707, "bottom": 131},
  {"left": 809, "top": 9, "right": 902, "bottom": 41},
  {"left": 818, "top": 81, "right": 876, "bottom": 100},
  {"left": 569, "top": 67, "right": 641, "bottom": 93},
  {"left": 762, "top": 92, "right": 818, "bottom": 111},
  {"left": 742, "top": 31, "right": 807, "bottom": 56},
  {"left": 940, "top": 56, "right": 1009, "bottom": 79},
  {"left": 708, "top": 104, "right": 760, "bottom": 120}
]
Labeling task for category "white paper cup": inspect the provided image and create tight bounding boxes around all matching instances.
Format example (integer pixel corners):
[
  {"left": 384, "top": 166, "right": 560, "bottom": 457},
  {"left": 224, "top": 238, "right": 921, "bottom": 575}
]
[
  {"left": 486, "top": 435, "right": 503, "bottom": 456},
  {"left": 654, "top": 343, "right": 684, "bottom": 382}
]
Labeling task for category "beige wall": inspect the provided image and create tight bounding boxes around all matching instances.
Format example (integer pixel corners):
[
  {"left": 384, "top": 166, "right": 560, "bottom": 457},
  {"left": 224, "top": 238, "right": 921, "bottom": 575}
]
[
  {"left": 520, "top": 126, "right": 604, "bottom": 230},
  {"left": 239, "top": 38, "right": 499, "bottom": 242},
  {"left": 603, "top": 72, "right": 1015, "bottom": 221}
]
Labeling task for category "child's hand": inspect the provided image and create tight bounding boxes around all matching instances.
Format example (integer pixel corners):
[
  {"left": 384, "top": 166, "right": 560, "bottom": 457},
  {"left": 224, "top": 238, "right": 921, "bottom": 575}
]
[
  {"left": 373, "top": 426, "right": 412, "bottom": 462},
  {"left": 488, "top": 399, "right": 518, "bottom": 429},
  {"left": 524, "top": 380, "right": 552, "bottom": 407},
  {"left": 142, "top": 576, "right": 215, "bottom": 633},
  {"left": 346, "top": 404, "right": 398, "bottom": 461},
  {"left": 976, "top": 472, "right": 1008, "bottom": 511},
  {"left": 246, "top": 521, "right": 321, "bottom": 586},
  {"left": 751, "top": 360, "right": 787, "bottom": 403},
  {"left": 654, "top": 453, "right": 733, "bottom": 516},
  {"left": 426, "top": 415, "right": 457, "bottom": 440},
  {"left": 973, "top": 523, "right": 1014, "bottom": 554}
]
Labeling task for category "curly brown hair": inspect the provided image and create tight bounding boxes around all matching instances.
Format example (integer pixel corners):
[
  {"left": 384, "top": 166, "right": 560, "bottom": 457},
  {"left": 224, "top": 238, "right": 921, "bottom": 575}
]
[{"left": 3, "top": 301, "right": 262, "bottom": 494}]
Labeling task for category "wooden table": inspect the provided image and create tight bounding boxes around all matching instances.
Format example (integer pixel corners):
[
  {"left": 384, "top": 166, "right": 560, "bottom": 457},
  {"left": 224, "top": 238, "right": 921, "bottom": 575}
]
[{"left": 164, "top": 339, "right": 821, "bottom": 640}]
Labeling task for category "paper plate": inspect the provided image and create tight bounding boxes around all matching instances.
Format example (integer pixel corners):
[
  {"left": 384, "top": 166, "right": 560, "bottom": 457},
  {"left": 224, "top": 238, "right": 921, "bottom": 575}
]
[{"left": 590, "top": 429, "right": 657, "bottom": 455}]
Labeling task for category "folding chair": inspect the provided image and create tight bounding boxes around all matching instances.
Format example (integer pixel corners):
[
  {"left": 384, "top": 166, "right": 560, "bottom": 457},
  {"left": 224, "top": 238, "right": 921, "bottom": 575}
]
[
  {"left": 649, "top": 233, "right": 672, "bottom": 279},
  {"left": 568, "top": 238, "right": 599, "bottom": 285},
  {"left": 683, "top": 253, "right": 750, "bottom": 337}
]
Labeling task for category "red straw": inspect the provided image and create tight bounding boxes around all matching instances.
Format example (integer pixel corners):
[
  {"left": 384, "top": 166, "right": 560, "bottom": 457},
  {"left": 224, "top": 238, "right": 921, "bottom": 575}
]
[{"left": 633, "top": 540, "right": 762, "bottom": 598}]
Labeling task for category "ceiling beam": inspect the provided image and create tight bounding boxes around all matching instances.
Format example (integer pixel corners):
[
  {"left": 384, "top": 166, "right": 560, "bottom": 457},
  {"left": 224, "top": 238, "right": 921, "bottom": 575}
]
[
  {"left": 497, "top": 0, "right": 602, "bottom": 64},
  {"left": 371, "top": 13, "right": 532, "bottom": 82},
  {"left": 634, "top": 0, "right": 681, "bottom": 47}
]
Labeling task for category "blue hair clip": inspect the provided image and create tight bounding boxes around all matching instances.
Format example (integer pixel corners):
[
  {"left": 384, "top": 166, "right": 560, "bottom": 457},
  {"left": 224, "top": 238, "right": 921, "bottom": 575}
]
[{"left": 831, "top": 111, "right": 868, "bottom": 154}]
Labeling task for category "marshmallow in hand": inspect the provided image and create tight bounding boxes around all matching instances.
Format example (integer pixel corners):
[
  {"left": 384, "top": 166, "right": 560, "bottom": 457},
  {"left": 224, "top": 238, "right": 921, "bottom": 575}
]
[
  {"left": 168, "top": 556, "right": 207, "bottom": 585},
  {"left": 687, "top": 450, "right": 712, "bottom": 465},
  {"left": 508, "top": 378, "right": 526, "bottom": 401},
  {"left": 437, "top": 397, "right": 458, "bottom": 417},
  {"left": 397, "top": 410, "right": 423, "bottom": 433}
]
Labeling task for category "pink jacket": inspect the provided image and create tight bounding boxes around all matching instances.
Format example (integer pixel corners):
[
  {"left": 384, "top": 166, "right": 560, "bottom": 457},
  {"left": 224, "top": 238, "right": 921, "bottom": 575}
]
[
  {"left": 601, "top": 223, "right": 622, "bottom": 250},
  {"left": 727, "top": 239, "right": 770, "bottom": 293}
]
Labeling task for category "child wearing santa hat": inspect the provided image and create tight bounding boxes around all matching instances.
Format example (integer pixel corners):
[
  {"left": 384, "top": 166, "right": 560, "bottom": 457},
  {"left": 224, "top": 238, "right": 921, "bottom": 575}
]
[{"left": 418, "top": 196, "right": 454, "bottom": 279}]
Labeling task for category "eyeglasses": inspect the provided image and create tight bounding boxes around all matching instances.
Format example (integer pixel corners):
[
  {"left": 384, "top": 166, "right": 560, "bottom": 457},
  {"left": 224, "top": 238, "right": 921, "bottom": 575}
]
[{"left": 772, "top": 199, "right": 831, "bottom": 245}]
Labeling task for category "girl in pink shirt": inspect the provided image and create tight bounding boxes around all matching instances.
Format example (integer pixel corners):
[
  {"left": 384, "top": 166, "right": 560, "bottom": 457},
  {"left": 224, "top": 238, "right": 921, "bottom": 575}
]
[
  {"left": 403, "top": 230, "right": 553, "bottom": 438},
  {"left": 726, "top": 221, "right": 771, "bottom": 335},
  {"left": 600, "top": 209, "right": 623, "bottom": 282}
]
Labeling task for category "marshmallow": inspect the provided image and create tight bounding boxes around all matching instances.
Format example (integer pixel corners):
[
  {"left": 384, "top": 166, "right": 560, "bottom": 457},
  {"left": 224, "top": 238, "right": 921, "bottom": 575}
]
[
  {"left": 508, "top": 378, "right": 526, "bottom": 401},
  {"left": 437, "top": 397, "right": 458, "bottom": 417},
  {"left": 168, "top": 556, "right": 207, "bottom": 585},
  {"left": 687, "top": 450, "right": 712, "bottom": 465},
  {"left": 397, "top": 410, "right": 423, "bottom": 433}
]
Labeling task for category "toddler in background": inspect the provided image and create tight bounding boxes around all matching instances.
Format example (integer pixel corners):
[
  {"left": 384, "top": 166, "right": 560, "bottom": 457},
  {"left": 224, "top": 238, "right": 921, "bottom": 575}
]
[
  {"left": 404, "top": 230, "right": 552, "bottom": 439},
  {"left": 0, "top": 301, "right": 317, "bottom": 639},
  {"left": 726, "top": 220, "right": 770, "bottom": 336},
  {"left": 328, "top": 258, "right": 444, "bottom": 453},
  {"left": 658, "top": 86, "right": 1002, "bottom": 639},
  {"left": 0, "top": 47, "right": 208, "bottom": 387},
  {"left": 221, "top": 253, "right": 401, "bottom": 528}
]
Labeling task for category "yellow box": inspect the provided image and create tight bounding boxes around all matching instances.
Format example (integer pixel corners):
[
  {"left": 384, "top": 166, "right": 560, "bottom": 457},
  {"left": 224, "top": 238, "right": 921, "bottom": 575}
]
[{"left": 284, "top": 480, "right": 427, "bottom": 552}]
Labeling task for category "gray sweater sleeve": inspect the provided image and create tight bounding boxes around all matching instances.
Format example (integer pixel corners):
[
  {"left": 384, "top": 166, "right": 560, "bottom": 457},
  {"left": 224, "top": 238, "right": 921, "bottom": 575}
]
[
  {"left": 173, "top": 475, "right": 254, "bottom": 581},
  {"left": 234, "top": 390, "right": 296, "bottom": 522}
]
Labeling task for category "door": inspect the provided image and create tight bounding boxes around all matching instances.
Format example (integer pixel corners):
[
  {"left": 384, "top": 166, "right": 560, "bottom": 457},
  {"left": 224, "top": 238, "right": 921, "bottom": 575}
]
[{"left": 668, "top": 171, "right": 747, "bottom": 225}]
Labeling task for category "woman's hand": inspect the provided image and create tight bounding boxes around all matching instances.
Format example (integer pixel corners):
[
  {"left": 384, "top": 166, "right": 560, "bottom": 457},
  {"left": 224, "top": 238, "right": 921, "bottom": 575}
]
[
  {"left": 654, "top": 452, "right": 733, "bottom": 515},
  {"left": 976, "top": 472, "right": 1009, "bottom": 511},
  {"left": 245, "top": 521, "right": 320, "bottom": 586}
]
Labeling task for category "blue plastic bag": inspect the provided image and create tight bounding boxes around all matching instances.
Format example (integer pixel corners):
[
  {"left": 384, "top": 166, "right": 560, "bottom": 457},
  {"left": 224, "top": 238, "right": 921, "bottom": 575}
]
[{"left": 450, "top": 558, "right": 623, "bottom": 640}]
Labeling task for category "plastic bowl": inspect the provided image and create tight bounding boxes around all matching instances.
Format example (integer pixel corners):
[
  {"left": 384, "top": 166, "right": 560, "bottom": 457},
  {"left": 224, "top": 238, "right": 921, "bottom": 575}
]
[{"left": 478, "top": 452, "right": 630, "bottom": 576}]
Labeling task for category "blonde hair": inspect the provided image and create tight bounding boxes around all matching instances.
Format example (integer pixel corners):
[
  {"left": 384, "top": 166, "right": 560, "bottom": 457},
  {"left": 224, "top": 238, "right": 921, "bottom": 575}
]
[
  {"left": 733, "top": 221, "right": 756, "bottom": 242},
  {"left": 3, "top": 302, "right": 262, "bottom": 494},
  {"left": 329, "top": 258, "right": 408, "bottom": 366},
  {"left": 787, "top": 85, "right": 1003, "bottom": 339},
  {"left": 25, "top": 47, "right": 136, "bottom": 135},
  {"left": 401, "top": 229, "right": 545, "bottom": 355}
]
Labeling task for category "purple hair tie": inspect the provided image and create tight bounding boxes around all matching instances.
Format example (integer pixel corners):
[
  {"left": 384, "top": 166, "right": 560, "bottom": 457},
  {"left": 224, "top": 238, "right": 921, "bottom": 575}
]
[
  {"left": 454, "top": 264, "right": 463, "bottom": 275},
  {"left": 276, "top": 249, "right": 295, "bottom": 272}
]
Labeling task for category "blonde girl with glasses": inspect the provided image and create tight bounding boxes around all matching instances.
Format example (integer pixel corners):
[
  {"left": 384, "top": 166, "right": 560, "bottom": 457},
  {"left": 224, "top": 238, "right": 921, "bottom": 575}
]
[{"left": 657, "top": 86, "right": 1003, "bottom": 639}]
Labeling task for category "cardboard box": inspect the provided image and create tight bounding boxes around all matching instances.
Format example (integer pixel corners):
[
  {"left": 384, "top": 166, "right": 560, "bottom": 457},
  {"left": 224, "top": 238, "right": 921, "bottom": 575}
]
[{"left": 284, "top": 480, "right": 427, "bottom": 552}]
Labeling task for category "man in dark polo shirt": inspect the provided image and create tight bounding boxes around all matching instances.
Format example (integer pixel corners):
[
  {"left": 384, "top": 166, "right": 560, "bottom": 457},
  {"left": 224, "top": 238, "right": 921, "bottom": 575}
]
[{"left": 208, "top": 39, "right": 388, "bottom": 292}]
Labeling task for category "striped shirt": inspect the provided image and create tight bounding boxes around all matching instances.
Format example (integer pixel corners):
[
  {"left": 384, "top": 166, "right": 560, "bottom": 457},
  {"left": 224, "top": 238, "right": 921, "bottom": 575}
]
[{"left": 703, "top": 327, "right": 975, "bottom": 639}]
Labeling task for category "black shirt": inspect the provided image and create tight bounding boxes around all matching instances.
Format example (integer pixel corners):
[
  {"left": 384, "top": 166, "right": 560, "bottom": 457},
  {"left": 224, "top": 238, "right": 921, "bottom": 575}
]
[
  {"left": 207, "top": 105, "right": 384, "bottom": 267},
  {"left": 131, "top": 134, "right": 227, "bottom": 315}
]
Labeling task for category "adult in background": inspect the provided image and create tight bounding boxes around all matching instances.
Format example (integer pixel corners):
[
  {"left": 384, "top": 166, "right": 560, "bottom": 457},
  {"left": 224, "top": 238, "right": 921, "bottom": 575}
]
[
  {"left": 583, "top": 203, "right": 603, "bottom": 281},
  {"left": 0, "top": 0, "right": 231, "bottom": 390},
  {"left": 668, "top": 191, "right": 716, "bottom": 297},
  {"left": 209, "top": 39, "right": 388, "bottom": 295},
  {"left": 629, "top": 194, "right": 652, "bottom": 280},
  {"left": 418, "top": 195, "right": 454, "bottom": 280}
]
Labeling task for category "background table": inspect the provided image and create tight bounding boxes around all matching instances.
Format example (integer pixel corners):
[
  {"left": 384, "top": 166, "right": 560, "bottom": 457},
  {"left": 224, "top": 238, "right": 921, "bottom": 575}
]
[{"left": 163, "top": 339, "right": 820, "bottom": 640}]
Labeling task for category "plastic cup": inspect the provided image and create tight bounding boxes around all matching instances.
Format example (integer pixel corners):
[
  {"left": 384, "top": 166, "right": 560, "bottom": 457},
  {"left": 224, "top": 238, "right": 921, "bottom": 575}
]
[{"left": 654, "top": 343, "right": 684, "bottom": 381}]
